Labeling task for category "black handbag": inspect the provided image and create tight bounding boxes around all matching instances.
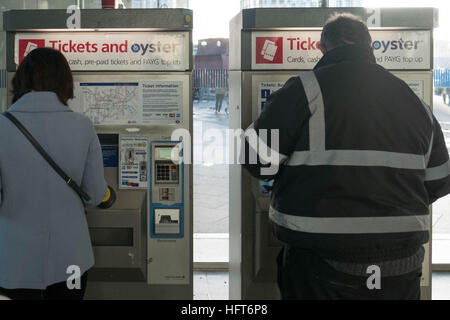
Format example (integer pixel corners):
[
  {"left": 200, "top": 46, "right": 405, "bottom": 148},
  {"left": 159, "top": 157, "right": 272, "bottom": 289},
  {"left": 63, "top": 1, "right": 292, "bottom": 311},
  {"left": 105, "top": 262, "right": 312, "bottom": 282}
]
[{"left": 2, "top": 111, "right": 91, "bottom": 204}]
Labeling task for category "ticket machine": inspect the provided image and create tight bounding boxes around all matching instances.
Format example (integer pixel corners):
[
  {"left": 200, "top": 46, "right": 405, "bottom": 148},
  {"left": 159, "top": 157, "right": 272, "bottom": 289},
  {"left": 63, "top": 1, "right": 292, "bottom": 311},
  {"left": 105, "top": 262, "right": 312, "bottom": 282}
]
[
  {"left": 229, "top": 7, "right": 437, "bottom": 300},
  {"left": 3, "top": 8, "right": 193, "bottom": 299}
]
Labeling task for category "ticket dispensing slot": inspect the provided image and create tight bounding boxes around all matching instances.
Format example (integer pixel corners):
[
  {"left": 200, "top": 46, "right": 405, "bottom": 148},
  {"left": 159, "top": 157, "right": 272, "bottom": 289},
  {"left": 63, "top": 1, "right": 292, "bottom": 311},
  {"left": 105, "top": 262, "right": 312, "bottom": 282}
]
[
  {"left": 150, "top": 142, "right": 184, "bottom": 238},
  {"left": 155, "top": 209, "right": 180, "bottom": 235}
]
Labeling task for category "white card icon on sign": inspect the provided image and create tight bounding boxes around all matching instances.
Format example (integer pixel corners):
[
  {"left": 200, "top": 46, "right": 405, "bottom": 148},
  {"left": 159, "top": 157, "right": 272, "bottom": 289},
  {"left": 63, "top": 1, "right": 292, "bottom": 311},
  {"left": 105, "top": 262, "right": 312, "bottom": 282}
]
[
  {"left": 261, "top": 40, "right": 278, "bottom": 62},
  {"left": 24, "top": 42, "right": 38, "bottom": 57}
]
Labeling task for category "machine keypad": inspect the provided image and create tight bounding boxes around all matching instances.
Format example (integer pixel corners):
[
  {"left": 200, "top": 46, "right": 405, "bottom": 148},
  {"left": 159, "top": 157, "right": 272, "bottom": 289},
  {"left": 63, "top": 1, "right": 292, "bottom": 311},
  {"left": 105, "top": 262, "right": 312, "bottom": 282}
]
[{"left": 156, "top": 163, "right": 179, "bottom": 184}]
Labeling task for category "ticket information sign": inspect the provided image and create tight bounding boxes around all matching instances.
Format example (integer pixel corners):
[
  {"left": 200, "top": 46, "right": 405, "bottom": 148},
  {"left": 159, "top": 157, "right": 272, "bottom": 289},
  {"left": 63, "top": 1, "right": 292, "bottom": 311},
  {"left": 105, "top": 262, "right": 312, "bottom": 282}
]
[
  {"left": 69, "top": 81, "right": 183, "bottom": 125},
  {"left": 405, "top": 80, "right": 425, "bottom": 99},
  {"left": 258, "top": 81, "right": 285, "bottom": 112},
  {"left": 252, "top": 30, "right": 431, "bottom": 70},
  {"left": 15, "top": 32, "right": 190, "bottom": 71},
  {"left": 258, "top": 79, "right": 427, "bottom": 109}
]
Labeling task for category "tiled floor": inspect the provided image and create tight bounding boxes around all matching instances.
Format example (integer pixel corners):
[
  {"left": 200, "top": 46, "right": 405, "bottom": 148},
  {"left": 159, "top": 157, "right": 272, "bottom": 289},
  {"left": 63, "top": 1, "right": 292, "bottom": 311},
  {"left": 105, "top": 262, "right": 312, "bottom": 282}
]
[
  {"left": 194, "top": 272, "right": 450, "bottom": 300},
  {"left": 194, "top": 233, "right": 228, "bottom": 263},
  {"left": 194, "top": 272, "right": 229, "bottom": 300},
  {"left": 432, "top": 273, "right": 450, "bottom": 300}
]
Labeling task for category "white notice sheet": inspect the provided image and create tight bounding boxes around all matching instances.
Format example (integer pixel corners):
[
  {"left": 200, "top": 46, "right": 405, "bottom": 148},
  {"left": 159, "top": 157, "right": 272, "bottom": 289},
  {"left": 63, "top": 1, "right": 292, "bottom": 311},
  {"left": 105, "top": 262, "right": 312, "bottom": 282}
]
[{"left": 119, "top": 136, "right": 149, "bottom": 189}]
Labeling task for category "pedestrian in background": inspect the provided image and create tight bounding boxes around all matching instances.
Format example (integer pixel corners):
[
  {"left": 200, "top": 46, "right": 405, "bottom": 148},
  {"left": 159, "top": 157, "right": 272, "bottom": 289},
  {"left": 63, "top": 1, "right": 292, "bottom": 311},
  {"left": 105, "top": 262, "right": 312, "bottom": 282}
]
[
  {"left": 215, "top": 87, "right": 227, "bottom": 113},
  {"left": 444, "top": 87, "right": 450, "bottom": 105}
]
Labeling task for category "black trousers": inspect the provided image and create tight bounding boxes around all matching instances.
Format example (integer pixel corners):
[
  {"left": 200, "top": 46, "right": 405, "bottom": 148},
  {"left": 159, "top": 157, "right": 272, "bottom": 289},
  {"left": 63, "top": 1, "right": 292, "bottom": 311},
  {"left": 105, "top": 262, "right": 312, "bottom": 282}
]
[
  {"left": 0, "top": 273, "right": 88, "bottom": 300},
  {"left": 277, "top": 245, "right": 421, "bottom": 300}
]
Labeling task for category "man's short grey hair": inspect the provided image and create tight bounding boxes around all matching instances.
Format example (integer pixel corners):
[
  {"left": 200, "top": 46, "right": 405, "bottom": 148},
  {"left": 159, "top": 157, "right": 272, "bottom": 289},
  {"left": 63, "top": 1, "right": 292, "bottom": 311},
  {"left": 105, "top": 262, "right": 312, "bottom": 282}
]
[{"left": 320, "top": 13, "right": 372, "bottom": 51}]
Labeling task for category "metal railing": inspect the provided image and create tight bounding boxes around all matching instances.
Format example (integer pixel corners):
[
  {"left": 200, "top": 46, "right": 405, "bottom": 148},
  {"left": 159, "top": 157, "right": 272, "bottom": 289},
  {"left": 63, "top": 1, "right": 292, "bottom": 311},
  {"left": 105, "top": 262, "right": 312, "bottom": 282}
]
[
  {"left": 193, "top": 69, "right": 229, "bottom": 89},
  {"left": 434, "top": 69, "right": 450, "bottom": 88}
]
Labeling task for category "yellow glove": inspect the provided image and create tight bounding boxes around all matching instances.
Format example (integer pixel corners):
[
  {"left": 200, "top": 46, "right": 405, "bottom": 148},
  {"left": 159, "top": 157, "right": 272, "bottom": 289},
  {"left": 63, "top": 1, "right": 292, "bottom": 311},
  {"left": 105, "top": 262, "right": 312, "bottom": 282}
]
[{"left": 98, "top": 186, "right": 116, "bottom": 209}]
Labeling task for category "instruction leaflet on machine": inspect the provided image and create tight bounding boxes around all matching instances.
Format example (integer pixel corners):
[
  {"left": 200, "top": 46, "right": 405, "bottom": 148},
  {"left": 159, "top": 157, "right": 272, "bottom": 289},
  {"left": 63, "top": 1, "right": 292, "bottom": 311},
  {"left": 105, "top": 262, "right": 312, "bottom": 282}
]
[
  {"left": 119, "top": 136, "right": 149, "bottom": 189},
  {"left": 69, "top": 81, "right": 183, "bottom": 125}
]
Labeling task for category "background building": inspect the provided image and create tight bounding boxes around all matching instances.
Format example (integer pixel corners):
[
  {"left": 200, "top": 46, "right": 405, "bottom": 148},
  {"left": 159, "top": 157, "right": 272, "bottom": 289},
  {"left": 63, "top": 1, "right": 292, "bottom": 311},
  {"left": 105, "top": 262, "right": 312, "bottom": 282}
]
[
  {"left": 193, "top": 38, "right": 229, "bottom": 101},
  {"left": 240, "top": 0, "right": 362, "bottom": 9},
  {"left": 195, "top": 38, "right": 229, "bottom": 70},
  {"left": 132, "top": 0, "right": 189, "bottom": 8},
  {"left": 436, "top": 40, "right": 450, "bottom": 69},
  {"left": 332, "top": 0, "right": 363, "bottom": 6}
]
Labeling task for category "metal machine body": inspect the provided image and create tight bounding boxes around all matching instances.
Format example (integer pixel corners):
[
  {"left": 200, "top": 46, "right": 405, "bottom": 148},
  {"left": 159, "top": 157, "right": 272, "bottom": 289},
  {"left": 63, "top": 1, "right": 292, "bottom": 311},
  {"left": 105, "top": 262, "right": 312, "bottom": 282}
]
[
  {"left": 3, "top": 9, "right": 193, "bottom": 300},
  {"left": 229, "top": 7, "right": 438, "bottom": 300}
]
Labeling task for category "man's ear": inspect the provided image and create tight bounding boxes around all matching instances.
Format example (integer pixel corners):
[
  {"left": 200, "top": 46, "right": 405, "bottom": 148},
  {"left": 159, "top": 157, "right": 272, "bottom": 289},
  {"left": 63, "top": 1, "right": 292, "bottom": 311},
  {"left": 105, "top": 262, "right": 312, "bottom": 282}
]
[{"left": 317, "top": 41, "right": 327, "bottom": 55}]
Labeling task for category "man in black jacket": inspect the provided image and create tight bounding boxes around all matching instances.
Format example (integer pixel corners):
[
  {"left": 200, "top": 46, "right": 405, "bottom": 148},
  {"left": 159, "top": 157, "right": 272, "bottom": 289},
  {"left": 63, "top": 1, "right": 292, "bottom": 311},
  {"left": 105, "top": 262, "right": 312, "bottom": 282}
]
[{"left": 243, "top": 13, "right": 450, "bottom": 299}]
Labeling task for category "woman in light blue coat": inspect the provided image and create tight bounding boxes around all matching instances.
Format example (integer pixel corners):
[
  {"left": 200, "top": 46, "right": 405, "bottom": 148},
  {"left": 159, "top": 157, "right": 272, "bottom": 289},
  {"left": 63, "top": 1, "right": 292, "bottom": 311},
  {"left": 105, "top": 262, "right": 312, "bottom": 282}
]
[{"left": 0, "top": 48, "right": 107, "bottom": 300}]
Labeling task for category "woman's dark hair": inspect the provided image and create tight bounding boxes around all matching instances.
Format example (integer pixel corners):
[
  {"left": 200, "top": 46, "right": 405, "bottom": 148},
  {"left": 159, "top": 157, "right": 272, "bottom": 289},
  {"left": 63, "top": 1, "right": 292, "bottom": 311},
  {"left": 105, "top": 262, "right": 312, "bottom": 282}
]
[
  {"left": 320, "top": 13, "right": 372, "bottom": 51},
  {"left": 11, "top": 47, "right": 74, "bottom": 105}
]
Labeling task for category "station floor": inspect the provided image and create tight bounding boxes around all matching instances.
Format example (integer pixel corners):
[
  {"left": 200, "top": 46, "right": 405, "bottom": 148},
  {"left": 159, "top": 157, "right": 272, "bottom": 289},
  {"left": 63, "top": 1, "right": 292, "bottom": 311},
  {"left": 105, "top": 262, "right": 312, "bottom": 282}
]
[
  {"left": 193, "top": 272, "right": 450, "bottom": 300},
  {"left": 193, "top": 99, "right": 229, "bottom": 234}
]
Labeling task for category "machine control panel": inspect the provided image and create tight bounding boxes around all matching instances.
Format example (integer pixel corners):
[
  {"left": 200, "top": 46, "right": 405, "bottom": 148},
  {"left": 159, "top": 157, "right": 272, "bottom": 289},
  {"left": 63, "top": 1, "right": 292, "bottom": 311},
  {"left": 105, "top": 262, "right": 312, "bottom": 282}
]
[{"left": 150, "top": 142, "right": 184, "bottom": 238}]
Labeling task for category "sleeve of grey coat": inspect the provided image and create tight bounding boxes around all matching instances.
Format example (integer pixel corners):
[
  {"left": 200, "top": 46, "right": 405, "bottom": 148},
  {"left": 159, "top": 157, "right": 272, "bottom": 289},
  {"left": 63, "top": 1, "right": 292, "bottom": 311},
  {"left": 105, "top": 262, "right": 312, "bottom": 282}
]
[
  {"left": 81, "top": 132, "right": 108, "bottom": 207},
  {"left": 425, "top": 115, "right": 450, "bottom": 204}
]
